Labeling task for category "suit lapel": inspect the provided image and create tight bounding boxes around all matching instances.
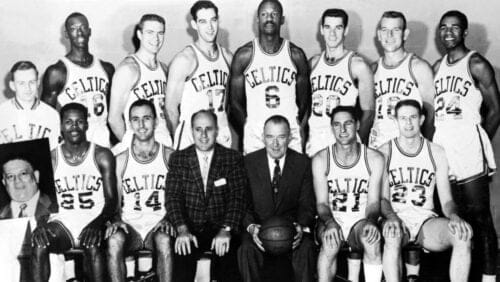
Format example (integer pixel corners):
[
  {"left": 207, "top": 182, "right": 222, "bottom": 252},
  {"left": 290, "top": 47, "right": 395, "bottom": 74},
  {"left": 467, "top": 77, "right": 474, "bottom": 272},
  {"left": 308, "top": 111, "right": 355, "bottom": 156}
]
[
  {"left": 0, "top": 205, "right": 12, "bottom": 219},
  {"left": 258, "top": 151, "right": 276, "bottom": 208},
  {"left": 188, "top": 146, "right": 206, "bottom": 200},
  {"left": 275, "top": 150, "right": 295, "bottom": 209},
  {"left": 205, "top": 145, "right": 222, "bottom": 199}
]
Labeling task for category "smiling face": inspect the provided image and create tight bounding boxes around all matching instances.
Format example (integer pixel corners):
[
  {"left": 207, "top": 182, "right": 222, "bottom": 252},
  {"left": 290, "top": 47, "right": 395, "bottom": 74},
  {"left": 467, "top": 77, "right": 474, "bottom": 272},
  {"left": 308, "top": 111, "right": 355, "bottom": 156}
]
[
  {"left": 138, "top": 20, "right": 165, "bottom": 54},
  {"left": 395, "top": 105, "right": 424, "bottom": 138},
  {"left": 321, "top": 16, "right": 347, "bottom": 49},
  {"left": 130, "top": 104, "right": 157, "bottom": 142},
  {"left": 438, "top": 15, "right": 467, "bottom": 50},
  {"left": 192, "top": 112, "right": 218, "bottom": 152},
  {"left": 61, "top": 108, "right": 88, "bottom": 144},
  {"left": 192, "top": 8, "right": 219, "bottom": 44},
  {"left": 377, "top": 17, "right": 407, "bottom": 53},
  {"left": 65, "top": 15, "right": 91, "bottom": 49},
  {"left": 263, "top": 121, "right": 290, "bottom": 159},
  {"left": 257, "top": 1, "right": 284, "bottom": 36},
  {"left": 10, "top": 68, "right": 39, "bottom": 104},
  {"left": 2, "top": 159, "right": 39, "bottom": 203},
  {"left": 331, "top": 111, "right": 359, "bottom": 145}
]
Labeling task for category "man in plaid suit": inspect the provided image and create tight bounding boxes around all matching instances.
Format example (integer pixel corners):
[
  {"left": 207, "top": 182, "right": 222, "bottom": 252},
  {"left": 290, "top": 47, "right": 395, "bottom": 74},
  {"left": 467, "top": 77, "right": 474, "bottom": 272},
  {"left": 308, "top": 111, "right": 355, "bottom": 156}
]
[{"left": 165, "top": 109, "right": 246, "bottom": 282}]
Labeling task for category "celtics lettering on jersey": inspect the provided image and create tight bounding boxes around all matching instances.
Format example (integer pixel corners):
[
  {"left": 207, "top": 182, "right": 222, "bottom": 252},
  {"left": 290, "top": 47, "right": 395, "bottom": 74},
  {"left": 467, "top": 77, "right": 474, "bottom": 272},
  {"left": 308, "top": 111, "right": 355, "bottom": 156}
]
[
  {"left": 388, "top": 166, "right": 435, "bottom": 207},
  {"left": 245, "top": 66, "right": 296, "bottom": 109},
  {"left": 122, "top": 174, "right": 166, "bottom": 212},
  {"left": 328, "top": 177, "right": 367, "bottom": 212},
  {"left": 0, "top": 124, "right": 52, "bottom": 142},
  {"left": 55, "top": 174, "right": 102, "bottom": 210},
  {"left": 190, "top": 69, "right": 229, "bottom": 113},
  {"left": 434, "top": 75, "right": 471, "bottom": 120}
]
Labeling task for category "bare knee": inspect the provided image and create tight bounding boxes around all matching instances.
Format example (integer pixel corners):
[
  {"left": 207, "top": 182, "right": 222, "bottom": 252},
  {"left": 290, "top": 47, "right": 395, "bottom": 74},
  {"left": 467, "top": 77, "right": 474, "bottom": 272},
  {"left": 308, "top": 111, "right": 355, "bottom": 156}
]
[{"left": 320, "top": 243, "right": 340, "bottom": 261}]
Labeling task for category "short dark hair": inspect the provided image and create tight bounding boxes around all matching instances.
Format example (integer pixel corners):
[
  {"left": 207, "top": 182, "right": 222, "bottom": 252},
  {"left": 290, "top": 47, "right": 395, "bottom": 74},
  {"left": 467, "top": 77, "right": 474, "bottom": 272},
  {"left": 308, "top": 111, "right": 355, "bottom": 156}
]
[
  {"left": 330, "top": 106, "right": 359, "bottom": 123},
  {"left": 264, "top": 115, "right": 290, "bottom": 131},
  {"left": 380, "top": 10, "right": 406, "bottom": 31},
  {"left": 64, "top": 12, "right": 88, "bottom": 30},
  {"left": 190, "top": 0, "right": 219, "bottom": 21},
  {"left": 191, "top": 109, "right": 218, "bottom": 128},
  {"left": 257, "top": 0, "right": 283, "bottom": 16},
  {"left": 2, "top": 154, "right": 36, "bottom": 175},
  {"left": 321, "top": 9, "right": 348, "bottom": 27},
  {"left": 129, "top": 99, "right": 157, "bottom": 120},
  {"left": 10, "top": 61, "right": 38, "bottom": 81},
  {"left": 60, "top": 102, "right": 88, "bottom": 121},
  {"left": 440, "top": 10, "right": 468, "bottom": 30},
  {"left": 138, "top": 14, "right": 165, "bottom": 31},
  {"left": 395, "top": 99, "right": 422, "bottom": 117}
]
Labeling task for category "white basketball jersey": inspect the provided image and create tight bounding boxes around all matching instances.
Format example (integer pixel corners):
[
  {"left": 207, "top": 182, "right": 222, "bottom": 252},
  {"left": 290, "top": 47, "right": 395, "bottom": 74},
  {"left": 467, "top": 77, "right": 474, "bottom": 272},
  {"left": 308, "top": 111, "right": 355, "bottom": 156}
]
[
  {"left": 434, "top": 51, "right": 482, "bottom": 129},
  {"left": 244, "top": 39, "right": 298, "bottom": 128},
  {"left": 0, "top": 98, "right": 60, "bottom": 149},
  {"left": 53, "top": 143, "right": 105, "bottom": 217},
  {"left": 124, "top": 55, "right": 171, "bottom": 146},
  {"left": 387, "top": 138, "right": 436, "bottom": 213},
  {"left": 370, "top": 53, "right": 422, "bottom": 148},
  {"left": 58, "top": 57, "right": 110, "bottom": 147},
  {"left": 309, "top": 51, "right": 358, "bottom": 135},
  {"left": 121, "top": 144, "right": 168, "bottom": 220},
  {"left": 174, "top": 44, "right": 231, "bottom": 150},
  {"left": 327, "top": 143, "right": 370, "bottom": 224}
]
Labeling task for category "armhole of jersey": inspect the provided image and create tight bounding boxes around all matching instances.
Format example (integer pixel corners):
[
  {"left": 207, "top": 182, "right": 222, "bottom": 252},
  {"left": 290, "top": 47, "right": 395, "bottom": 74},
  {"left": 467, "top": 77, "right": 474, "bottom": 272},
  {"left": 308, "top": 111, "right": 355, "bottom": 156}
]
[
  {"left": 426, "top": 140, "right": 437, "bottom": 172},
  {"left": 325, "top": 145, "right": 330, "bottom": 176},
  {"left": 128, "top": 55, "right": 142, "bottom": 91},
  {"left": 185, "top": 45, "right": 199, "bottom": 82},
  {"left": 288, "top": 40, "right": 298, "bottom": 73},
  {"left": 434, "top": 57, "right": 444, "bottom": 78},
  {"left": 220, "top": 45, "right": 231, "bottom": 69},
  {"left": 408, "top": 54, "right": 419, "bottom": 88},
  {"left": 242, "top": 41, "right": 256, "bottom": 75},
  {"left": 364, "top": 146, "right": 372, "bottom": 175},
  {"left": 91, "top": 143, "right": 100, "bottom": 171},
  {"left": 348, "top": 51, "right": 356, "bottom": 87},
  {"left": 161, "top": 145, "right": 170, "bottom": 168},
  {"left": 466, "top": 51, "right": 480, "bottom": 91},
  {"left": 386, "top": 140, "right": 393, "bottom": 171},
  {"left": 121, "top": 149, "right": 130, "bottom": 180},
  {"left": 310, "top": 54, "right": 322, "bottom": 74}
]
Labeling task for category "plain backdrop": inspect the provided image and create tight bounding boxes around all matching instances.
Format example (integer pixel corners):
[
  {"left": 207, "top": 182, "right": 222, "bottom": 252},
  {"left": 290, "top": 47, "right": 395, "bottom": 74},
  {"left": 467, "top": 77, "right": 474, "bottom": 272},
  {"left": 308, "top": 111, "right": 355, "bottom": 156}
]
[{"left": 1, "top": 0, "right": 500, "bottom": 243}]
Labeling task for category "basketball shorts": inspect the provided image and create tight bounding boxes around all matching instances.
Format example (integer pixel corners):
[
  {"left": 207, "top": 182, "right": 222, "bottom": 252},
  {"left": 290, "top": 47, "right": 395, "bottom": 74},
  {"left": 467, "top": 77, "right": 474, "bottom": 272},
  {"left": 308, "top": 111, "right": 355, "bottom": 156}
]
[
  {"left": 111, "top": 128, "right": 173, "bottom": 156},
  {"left": 122, "top": 212, "right": 164, "bottom": 242},
  {"left": 396, "top": 208, "right": 436, "bottom": 242},
  {"left": 369, "top": 119, "right": 398, "bottom": 149},
  {"left": 243, "top": 122, "right": 302, "bottom": 155},
  {"left": 119, "top": 222, "right": 159, "bottom": 252},
  {"left": 86, "top": 122, "right": 110, "bottom": 148},
  {"left": 306, "top": 126, "right": 335, "bottom": 157},
  {"left": 433, "top": 124, "right": 496, "bottom": 183},
  {"left": 49, "top": 212, "right": 100, "bottom": 247},
  {"left": 173, "top": 119, "right": 232, "bottom": 151}
]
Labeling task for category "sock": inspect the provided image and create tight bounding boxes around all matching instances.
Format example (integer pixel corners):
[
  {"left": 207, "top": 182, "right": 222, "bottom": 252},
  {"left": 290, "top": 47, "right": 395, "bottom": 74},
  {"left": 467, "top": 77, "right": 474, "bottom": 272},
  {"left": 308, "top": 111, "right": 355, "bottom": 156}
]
[
  {"left": 137, "top": 255, "right": 153, "bottom": 272},
  {"left": 363, "top": 263, "right": 383, "bottom": 282},
  {"left": 125, "top": 256, "right": 135, "bottom": 278},
  {"left": 405, "top": 263, "right": 420, "bottom": 276},
  {"left": 347, "top": 258, "right": 361, "bottom": 282},
  {"left": 482, "top": 274, "right": 496, "bottom": 282}
]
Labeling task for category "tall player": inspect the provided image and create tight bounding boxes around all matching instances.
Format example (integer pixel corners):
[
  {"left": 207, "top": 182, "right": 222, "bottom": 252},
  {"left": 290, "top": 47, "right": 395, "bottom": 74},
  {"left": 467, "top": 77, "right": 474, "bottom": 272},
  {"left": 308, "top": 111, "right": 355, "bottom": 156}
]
[
  {"left": 307, "top": 9, "right": 375, "bottom": 157},
  {"left": 108, "top": 14, "right": 171, "bottom": 154},
  {"left": 0, "top": 61, "right": 60, "bottom": 149},
  {"left": 106, "top": 100, "right": 174, "bottom": 282},
  {"left": 42, "top": 12, "right": 114, "bottom": 148},
  {"left": 369, "top": 11, "right": 435, "bottom": 149},
  {"left": 31, "top": 103, "right": 118, "bottom": 282},
  {"left": 433, "top": 10, "right": 500, "bottom": 282},
  {"left": 229, "top": 0, "right": 310, "bottom": 154},
  {"left": 379, "top": 100, "right": 472, "bottom": 282},
  {"left": 312, "top": 106, "right": 383, "bottom": 282},
  {"left": 166, "top": 0, "right": 232, "bottom": 150}
]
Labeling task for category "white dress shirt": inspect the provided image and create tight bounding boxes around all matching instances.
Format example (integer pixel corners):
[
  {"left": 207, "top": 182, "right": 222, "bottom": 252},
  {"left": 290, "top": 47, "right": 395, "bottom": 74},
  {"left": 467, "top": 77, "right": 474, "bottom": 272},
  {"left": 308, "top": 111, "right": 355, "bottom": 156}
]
[
  {"left": 267, "top": 154, "right": 286, "bottom": 177},
  {"left": 10, "top": 190, "right": 40, "bottom": 218},
  {"left": 196, "top": 148, "right": 214, "bottom": 190}
]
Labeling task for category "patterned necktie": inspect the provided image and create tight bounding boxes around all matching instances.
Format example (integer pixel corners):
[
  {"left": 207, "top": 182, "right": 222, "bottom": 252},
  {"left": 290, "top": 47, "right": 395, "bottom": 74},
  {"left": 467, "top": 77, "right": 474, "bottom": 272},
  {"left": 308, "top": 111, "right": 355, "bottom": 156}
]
[
  {"left": 18, "top": 203, "right": 27, "bottom": 218},
  {"left": 201, "top": 154, "right": 210, "bottom": 192},
  {"left": 272, "top": 159, "right": 281, "bottom": 197}
]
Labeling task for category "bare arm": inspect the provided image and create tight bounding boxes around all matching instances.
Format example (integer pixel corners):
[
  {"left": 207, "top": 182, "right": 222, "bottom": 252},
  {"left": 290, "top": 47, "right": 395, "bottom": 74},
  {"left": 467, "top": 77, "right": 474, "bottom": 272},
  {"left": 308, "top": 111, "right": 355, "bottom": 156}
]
[
  {"left": 351, "top": 55, "right": 375, "bottom": 144},
  {"left": 411, "top": 56, "right": 435, "bottom": 139},
  {"left": 290, "top": 44, "right": 311, "bottom": 135},
  {"left": 108, "top": 58, "right": 139, "bottom": 141},
  {"left": 100, "top": 61, "right": 116, "bottom": 109},
  {"left": 470, "top": 53, "right": 500, "bottom": 138},
  {"left": 365, "top": 148, "right": 383, "bottom": 223},
  {"left": 164, "top": 48, "right": 196, "bottom": 136},
  {"left": 432, "top": 143, "right": 458, "bottom": 217},
  {"left": 377, "top": 143, "right": 398, "bottom": 219},
  {"left": 41, "top": 61, "right": 67, "bottom": 108},
  {"left": 228, "top": 43, "right": 252, "bottom": 150},
  {"left": 312, "top": 150, "right": 336, "bottom": 224},
  {"left": 95, "top": 146, "right": 119, "bottom": 222}
]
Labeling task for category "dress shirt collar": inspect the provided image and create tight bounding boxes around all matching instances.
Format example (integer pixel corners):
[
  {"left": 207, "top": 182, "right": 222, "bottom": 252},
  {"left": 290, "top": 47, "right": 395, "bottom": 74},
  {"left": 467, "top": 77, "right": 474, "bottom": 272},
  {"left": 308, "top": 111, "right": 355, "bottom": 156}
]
[
  {"left": 10, "top": 190, "right": 40, "bottom": 218},
  {"left": 267, "top": 153, "right": 286, "bottom": 177}
]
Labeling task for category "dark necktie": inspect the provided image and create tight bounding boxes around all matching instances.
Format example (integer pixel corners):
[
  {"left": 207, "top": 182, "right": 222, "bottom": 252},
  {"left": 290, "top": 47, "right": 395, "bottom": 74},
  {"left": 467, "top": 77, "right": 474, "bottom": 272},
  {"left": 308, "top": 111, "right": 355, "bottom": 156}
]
[
  {"left": 272, "top": 159, "right": 281, "bottom": 197},
  {"left": 18, "top": 203, "right": 27, "bottom": 218}
]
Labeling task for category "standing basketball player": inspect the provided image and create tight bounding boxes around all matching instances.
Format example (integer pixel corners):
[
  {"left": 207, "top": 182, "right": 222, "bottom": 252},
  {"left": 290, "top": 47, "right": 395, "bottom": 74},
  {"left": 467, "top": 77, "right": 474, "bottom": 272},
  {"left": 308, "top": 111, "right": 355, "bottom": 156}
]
[
  {"left": 313, "top": 106, "right": 383, "bottom": 282},
  {"left": 42, "top": 12, "right": 114, "bottom": 148},
  {"left": 229, "top": 0, "right": 310, "bottom": 154},
  {"left": 31, "top": 103, "right": 118, "bottom": 282},
  {"left": 379, "top": 100, "right": 472, "bottom": 282},
  {"left": 433, "top": 10, "right": 500, "bottom": 282},
  {"left": 369, "top": 11, "right": 435, "bottom": 149},
  {"left": 108, "top": 14, "right": 171, "bottom": 154},
  {"left": 106, "top": 99, "right": 174, "bottom": 282},
  {"left": 166, "top": 0, "right": 232, "bottom": 150},
  {"left": 307, "top": 9, "right": 375, "bottom": 157},
  {"left": 0, "top": 61, "right": 60, "bottom": 149}
]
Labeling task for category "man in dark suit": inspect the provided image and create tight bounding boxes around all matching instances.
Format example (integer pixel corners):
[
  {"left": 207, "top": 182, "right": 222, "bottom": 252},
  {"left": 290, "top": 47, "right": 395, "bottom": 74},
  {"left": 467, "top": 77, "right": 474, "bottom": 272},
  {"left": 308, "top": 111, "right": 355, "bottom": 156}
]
[
  {"left": 0, "top": 155, "right": 56, "bottom": 220},
  {"left": 238, "top": 115, "right": 316, "bottom": 282},
  {"left": 165, "top": 109, "right": 246, "bottom": 282}
]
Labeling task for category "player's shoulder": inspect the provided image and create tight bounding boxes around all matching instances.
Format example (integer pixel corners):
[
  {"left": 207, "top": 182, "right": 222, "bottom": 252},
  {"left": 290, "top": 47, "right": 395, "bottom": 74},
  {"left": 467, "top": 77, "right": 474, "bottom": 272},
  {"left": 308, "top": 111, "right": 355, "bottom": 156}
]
[
  {"left": 115, "top": 149, "right": 128, "bottom": 164},
  {"left": 220, "top": 46, "right": 233, "bottom": 61},
  {"left": 289, "top": 41, "right": 307, "bottom": 58},
  {"left": 0, "top": 99, "right": 12, "bottom": 110},
  {"left": 350, "top": 51, "right": 370, "bottom": 67},
  {"left": 432, "top": 57, "right": 443, "bottom": 72},
  {"left": 44, "top": 60, "right": 66, "bottom": 77},
  {"left": 469, "top": 51, "right": 495, "bottom": 75},
  {"left": 114, "top": 56, "right": 140, "bottom": 79},
  {"left": 309, "top": 53, "right": 322, "bottom": 69},
  {"left": 312, "top": 147, "right": 329, "bottom": 163},
  {"left": 410, "top": 54, "right": 432, "bottom": 71},
  {"left": 366, "top": 145, "right": 384, "bottom": 162},
  {"left": 234, "top": 41, "right": 254, "bottom": 60},
  {"left": 94, "top": 144, "right": 115, "bottom": 161},
  {"left": 376, "top": 141, "right": 390, "bottom": 156},
  {"left": 427, "top": 139, "right": 446, "bottom": 156},
  {"left": 169, "top": 46, "right": 197, "bottom": 71}
]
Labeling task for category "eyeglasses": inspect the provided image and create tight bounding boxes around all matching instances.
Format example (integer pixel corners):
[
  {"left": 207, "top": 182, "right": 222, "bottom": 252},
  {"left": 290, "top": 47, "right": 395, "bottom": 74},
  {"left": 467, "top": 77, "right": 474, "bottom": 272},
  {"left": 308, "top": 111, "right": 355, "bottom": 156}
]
[{"left": 3, "top": 171, "right": 33, "bottom": 183}]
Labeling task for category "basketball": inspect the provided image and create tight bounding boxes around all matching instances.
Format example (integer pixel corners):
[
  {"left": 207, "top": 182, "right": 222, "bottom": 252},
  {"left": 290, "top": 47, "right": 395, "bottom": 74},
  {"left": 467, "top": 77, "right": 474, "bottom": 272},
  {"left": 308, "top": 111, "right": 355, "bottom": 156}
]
[{"left": 258, "top": 216, "right": 295, "bottom": 256}]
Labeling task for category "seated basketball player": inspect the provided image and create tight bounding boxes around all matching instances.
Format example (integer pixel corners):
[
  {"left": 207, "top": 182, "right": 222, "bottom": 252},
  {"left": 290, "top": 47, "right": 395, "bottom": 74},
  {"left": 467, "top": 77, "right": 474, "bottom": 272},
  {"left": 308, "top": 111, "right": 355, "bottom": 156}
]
[
  {"left": 238, "top": 115, "right": 316, "bottom": 282},
  {"left": 105, "top": 99, "right": 174, "bottom": 282},
  {"left": 312, "top": 106, "right": 383, "bottom": 282},
  {"left": 378, "top": 100, "right": 472, "bottom": 282},
  {"left": 31, "top": 103, "right": 118, "bottom": 282}
]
